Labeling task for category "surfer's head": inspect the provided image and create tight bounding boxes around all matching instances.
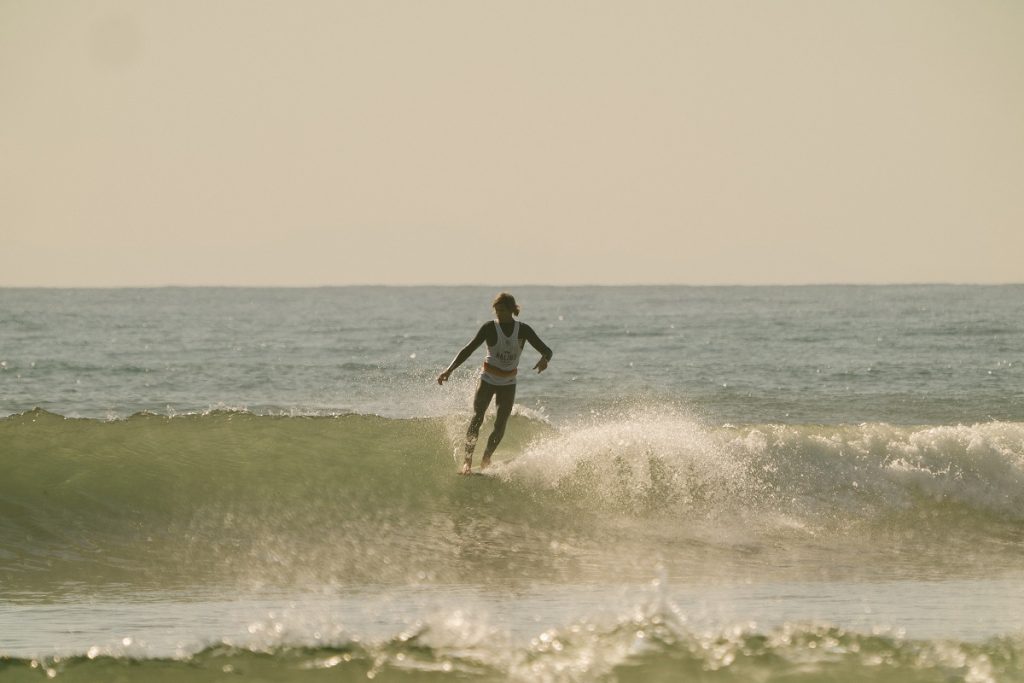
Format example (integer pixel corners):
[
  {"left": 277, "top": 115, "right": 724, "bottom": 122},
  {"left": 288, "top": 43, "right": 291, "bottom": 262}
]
[{"left": 492, "top": 292, "right": 520, "bottom": 316}]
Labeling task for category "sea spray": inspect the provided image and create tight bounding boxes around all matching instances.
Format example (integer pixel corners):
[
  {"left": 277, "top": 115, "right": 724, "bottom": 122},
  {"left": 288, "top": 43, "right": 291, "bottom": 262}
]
[{"left": 496, "top": 406, "right": 753, "bottom": 518}]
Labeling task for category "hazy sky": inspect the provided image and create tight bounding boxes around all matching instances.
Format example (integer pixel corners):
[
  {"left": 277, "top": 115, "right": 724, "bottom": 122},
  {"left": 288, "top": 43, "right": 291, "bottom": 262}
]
[{"left": 2, "top": 1, "right": 1022, "bottom": 286}]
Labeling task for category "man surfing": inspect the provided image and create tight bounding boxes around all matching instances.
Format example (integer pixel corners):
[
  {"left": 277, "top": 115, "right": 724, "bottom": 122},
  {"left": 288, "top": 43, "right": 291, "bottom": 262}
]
[{"left": 437, "top": 292, "right": 553, "bottom": 475}]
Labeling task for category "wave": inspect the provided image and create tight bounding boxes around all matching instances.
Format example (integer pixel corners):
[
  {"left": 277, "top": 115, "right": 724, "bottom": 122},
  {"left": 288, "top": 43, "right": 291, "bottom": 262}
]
[
  {"left": 499, "top": 409, "right": 1024, "bottom": 521},
  {"left": 2, "top": 409, "right": 1023, "bottom": 588},
  {"left": 3, "top": 609, "right": 1021, "bottom": 683}
]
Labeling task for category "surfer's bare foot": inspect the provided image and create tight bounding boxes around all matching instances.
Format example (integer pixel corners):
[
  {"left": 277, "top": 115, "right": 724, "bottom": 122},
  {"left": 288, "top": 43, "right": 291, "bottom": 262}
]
[
  {"left": 460, "top": 462, "right": 472, "bottom": 475},
  {"left": 481, "top": 455, "right": 492, "bottom": 470}
]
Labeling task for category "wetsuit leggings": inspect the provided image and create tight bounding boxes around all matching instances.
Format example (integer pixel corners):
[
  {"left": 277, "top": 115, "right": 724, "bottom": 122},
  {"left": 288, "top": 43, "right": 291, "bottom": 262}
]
[{"left": 466, "top": 380, "right": 516, "bottom": 456}]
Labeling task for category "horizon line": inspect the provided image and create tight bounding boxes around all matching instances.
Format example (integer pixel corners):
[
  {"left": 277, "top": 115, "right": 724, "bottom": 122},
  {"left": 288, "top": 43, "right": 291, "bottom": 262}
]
[{"left": 2, "top": 281, "right": 1022, "bottom": 289}]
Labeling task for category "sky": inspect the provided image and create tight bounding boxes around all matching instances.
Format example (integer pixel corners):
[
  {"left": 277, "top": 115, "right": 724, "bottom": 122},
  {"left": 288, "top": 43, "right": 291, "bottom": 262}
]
[{"left": 2, "top": 0, "right": 1022, "bottom": 286}]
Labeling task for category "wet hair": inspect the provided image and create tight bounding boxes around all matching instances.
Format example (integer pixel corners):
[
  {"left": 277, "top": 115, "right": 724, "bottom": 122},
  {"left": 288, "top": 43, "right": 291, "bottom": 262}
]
[{"left": 492, "top": 292, "right": 520, "bottom": 316}]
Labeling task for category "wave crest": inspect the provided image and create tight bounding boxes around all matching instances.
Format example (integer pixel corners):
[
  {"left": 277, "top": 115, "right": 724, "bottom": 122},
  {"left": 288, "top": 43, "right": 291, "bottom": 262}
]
[{"left": 2, "top": 409, "right": 1023, "bottom": 588}]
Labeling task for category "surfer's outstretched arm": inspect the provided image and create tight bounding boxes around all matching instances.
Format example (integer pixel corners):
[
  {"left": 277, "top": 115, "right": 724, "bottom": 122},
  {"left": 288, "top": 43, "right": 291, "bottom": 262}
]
[{"left": 437, "top": 325, "right": 488, "bottom": 385}]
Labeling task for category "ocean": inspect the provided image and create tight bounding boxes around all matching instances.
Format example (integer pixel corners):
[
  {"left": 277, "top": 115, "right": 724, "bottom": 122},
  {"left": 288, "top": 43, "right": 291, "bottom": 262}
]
[{"left": 1, "top": 285, "right": 1023, "bottom": 682}]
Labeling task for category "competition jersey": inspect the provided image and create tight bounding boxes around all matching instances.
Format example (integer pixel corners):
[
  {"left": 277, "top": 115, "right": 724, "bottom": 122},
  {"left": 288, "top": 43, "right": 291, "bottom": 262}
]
[{"left": 481, "top": 320, "right": 524, "bottom": 386}]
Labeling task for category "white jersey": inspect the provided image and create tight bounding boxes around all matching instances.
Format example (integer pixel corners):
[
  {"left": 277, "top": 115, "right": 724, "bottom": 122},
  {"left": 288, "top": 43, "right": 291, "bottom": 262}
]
[{"left": 481, "top": 320, "right": 524, "bottom": 386}]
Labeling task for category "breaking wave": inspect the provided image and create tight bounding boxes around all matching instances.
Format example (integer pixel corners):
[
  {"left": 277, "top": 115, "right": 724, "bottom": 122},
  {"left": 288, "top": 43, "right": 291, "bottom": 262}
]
[{"left": 2, "top": 408, "right": 1023, "bottom": 589}]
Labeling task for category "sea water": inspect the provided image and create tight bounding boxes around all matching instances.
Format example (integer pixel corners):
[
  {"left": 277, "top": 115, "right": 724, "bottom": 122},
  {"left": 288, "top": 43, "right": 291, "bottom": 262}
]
[{"left": 1, "top": 285, "right": 1023, "bottom": 681}]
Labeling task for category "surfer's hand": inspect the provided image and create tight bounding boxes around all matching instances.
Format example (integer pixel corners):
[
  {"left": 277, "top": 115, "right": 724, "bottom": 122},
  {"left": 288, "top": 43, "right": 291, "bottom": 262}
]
[
  {"left": 534, "top": 357, "right": 549, "bottom": 374},
  {"left": 437, "top": 370, "right": 451, "bottom": 385}
]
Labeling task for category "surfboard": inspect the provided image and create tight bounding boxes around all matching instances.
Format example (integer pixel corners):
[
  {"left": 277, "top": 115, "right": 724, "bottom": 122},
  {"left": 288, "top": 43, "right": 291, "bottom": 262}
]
[
  {"left": 460, "top": 467, "right": 501, "bottom": 477},
  {"left": 460, "top": 462, "right": 508, "bottom": 477}
]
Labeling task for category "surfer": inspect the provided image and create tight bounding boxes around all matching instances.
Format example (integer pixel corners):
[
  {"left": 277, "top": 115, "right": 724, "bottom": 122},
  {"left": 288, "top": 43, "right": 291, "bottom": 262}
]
[{"left": 437, "top": 292, "right": 553, "bottom": 475}]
